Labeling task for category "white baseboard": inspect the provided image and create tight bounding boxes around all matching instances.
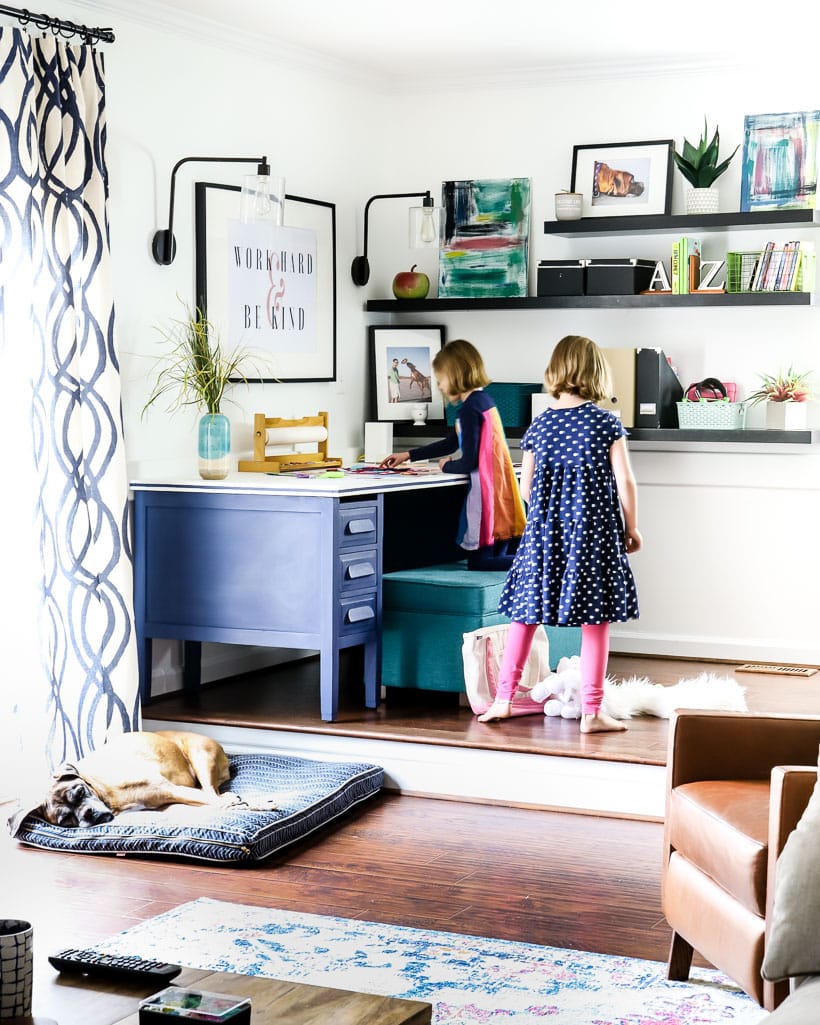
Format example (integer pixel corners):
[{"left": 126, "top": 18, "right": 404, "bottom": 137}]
[{"left": 144, "top": 718, "right": 665, "bottom": 820}]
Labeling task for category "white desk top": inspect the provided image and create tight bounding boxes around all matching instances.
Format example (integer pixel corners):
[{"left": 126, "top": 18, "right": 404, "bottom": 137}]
[{"left": 130, "top": 464, "right": 468, "bottom": 499}]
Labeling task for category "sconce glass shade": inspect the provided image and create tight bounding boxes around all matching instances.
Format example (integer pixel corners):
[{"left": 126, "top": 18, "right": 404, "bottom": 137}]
[
  {"left": 409, "top": 202, "right": 441, "bottom": 248},
  {"left": 240, "top": 173, "right": 286, "bottom": 225}
]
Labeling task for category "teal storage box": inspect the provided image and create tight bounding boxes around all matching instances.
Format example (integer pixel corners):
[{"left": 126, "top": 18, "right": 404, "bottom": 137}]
[{"left": 382, "top": 562, "right": 581, "bottom": 693}]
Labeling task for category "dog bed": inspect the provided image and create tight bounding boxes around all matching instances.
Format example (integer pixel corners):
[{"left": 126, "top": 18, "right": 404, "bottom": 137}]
[{"left": 8, "top": 752, "right": 384, "bottom": 864}]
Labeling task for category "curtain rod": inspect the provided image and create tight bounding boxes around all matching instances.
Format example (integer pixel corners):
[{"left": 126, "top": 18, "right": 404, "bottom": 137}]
[{"left": 0, "top": 4, "right": 115, "bottom": 43}]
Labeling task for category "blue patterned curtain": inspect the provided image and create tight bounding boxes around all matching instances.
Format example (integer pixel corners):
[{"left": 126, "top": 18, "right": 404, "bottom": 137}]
[{"left": 0, "top": 27, "right": 138, "bottom": 783}]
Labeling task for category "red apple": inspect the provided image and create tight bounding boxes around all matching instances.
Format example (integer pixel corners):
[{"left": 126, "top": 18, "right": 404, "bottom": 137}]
[{"left": 392, "top": 265, "right": 430, "bottom": 299}]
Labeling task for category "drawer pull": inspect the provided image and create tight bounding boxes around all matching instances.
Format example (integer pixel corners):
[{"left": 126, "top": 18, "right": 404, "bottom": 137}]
[
  {"left": 347, "top": 561, "right": 375, "bottom": 580},
  {"left": 346, "top": 605, "right": 375, "bottom": 624},
  {"left": 346, "top": 518, "right": 375, "bottom": 535}
]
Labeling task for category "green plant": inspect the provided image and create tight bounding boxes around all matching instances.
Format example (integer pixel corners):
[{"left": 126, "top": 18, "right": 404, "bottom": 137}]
[
  {"left": 142, "top": 301, "right": 270, "bottom": 417},
  {"left": 673, "top": 119, "right": 738, "bottom": 188},
  {"left": 746, "top": 366, "right": 812, "bottom": 405}
]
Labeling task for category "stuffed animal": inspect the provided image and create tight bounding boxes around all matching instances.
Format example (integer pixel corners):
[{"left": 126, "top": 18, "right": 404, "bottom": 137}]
[
  {"left": 529, "top": 655, "right": 747, "bottom": 721},
  {"left": 530, "top": 655, "right": 583, "bottom": 719}
]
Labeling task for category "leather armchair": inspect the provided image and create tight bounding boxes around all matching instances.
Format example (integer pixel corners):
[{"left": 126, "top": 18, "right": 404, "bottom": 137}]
[{"left": 662, "top": 709, "right": 820, "bottom": 1010}]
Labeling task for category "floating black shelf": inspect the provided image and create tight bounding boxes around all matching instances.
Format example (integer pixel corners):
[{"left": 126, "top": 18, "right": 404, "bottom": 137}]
[
  {"left": 629, "top": 427, "right": 819, "bottom": 445},
  {"left": 366, "top": 292, "right": 812, "bottom": 312},
  {"left": 543, "top": 209, "right": 819, "bottom": 237}
]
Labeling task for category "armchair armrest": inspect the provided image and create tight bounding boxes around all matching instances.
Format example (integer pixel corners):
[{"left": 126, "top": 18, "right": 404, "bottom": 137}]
[{"left": 667, "top": 710, "right": 820, "bottom": 790}]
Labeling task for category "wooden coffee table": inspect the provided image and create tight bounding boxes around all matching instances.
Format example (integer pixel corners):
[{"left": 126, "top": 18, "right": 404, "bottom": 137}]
[{"left": 28, "top": 965, "right": 432, "bottom": 1025}]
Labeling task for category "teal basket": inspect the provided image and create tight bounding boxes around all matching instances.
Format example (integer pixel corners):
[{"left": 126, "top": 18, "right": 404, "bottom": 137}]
[
  {"left": 677, "top": 400, "right": 746, "bottom": 430},
  {"left": 446, "top": 382, "right": 543, "bottom": 429}
]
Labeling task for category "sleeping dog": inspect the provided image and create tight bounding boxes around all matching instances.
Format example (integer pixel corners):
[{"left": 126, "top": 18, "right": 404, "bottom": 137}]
[{"left": 40, "top": 730, "right": 269, "bottom": 828}]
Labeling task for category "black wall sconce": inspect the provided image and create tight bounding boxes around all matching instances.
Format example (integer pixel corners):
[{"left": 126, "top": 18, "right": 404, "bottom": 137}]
[
  {"left": 350, "top": 191, "right": 441, "bottom": 286},
  {"left": 152, "top": 155, "right": 271, "bottom": 265}
]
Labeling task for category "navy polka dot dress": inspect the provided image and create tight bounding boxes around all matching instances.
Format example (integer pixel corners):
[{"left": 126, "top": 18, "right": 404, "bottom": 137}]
[{"left": 498, "top": 402, "right": 639, "bottom": 626}]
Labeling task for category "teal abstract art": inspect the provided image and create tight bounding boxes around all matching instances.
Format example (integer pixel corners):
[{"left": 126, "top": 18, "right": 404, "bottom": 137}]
[
  {"left": 439, "top": 178, "right": 531, "bottom": 298},
  {"left": 741, "top": 110, "right": 820, "bottom": 211}
]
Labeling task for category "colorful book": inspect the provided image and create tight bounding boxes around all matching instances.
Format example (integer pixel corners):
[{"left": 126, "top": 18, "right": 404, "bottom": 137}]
[
  {"left": 671, "top": 240, "right": 681, "bottom": 294},
  {"left": 752, "top": 241, "right": 775, "bottom": 291}
]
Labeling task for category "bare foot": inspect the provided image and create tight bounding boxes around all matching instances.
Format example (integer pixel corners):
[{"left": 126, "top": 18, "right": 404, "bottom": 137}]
[
  {"left": 580, "top": 711, "right": 627, "bottom": 734},
  {"left": 477, "top": 700, "right": 512, "bottom": 723}
]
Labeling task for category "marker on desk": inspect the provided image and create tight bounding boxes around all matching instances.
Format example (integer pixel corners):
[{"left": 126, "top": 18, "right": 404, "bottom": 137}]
[{"left": 319, "top": 470, "right": 345, "bottom": 478}]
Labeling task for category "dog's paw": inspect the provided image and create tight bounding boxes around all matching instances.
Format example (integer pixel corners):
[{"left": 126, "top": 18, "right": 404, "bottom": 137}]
[
  {"left": 244, "top": 797, "right": 279, "bottom": 812},
  {"left": 217, "top": 792, "right": 246, "bottom": 808}
]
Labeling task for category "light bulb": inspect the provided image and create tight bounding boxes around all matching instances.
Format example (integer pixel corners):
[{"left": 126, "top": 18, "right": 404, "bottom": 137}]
[
  {"left": 420, "top": 207, "right": 437, "bottom": 244},
  {"left": 254, "top": 175, "right": 272, "bottom": 218}
]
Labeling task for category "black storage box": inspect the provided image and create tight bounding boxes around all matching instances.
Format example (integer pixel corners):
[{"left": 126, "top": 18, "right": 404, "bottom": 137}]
[
  {"left": 537, "top": 259, "right": 586, "bottom": 296},
  {"left": 585, "top": 258, "right": 656, "bottom": 295}
]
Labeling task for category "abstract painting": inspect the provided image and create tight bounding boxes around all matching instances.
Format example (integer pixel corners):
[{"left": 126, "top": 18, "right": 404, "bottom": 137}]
[
  {"left": 740, "top": 111, "right": 820, "bottom": 211},
  {"left": 439, "top": 178, "right": 531, "bottom": 298}
]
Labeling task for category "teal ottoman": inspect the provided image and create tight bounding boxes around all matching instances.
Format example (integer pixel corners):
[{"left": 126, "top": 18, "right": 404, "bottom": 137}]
[{"left": 381, "top": 561, "right": 581, "bottom": 693}]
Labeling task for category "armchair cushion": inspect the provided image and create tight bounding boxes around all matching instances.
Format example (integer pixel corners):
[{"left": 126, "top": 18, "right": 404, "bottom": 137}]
[
  {"left": 763, "top": 752, "right": 820, "bottom": 982},
  {"left": 668, "top": 779, "right": 770, "bottom": 915}
]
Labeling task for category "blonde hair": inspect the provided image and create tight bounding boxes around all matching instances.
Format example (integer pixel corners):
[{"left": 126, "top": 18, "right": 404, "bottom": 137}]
[
  {"left": 432, "top": 339, "right": 490, "bottom": 398},
  {"left": 544, "top": 335, "right": 611, "bottom": 402}
]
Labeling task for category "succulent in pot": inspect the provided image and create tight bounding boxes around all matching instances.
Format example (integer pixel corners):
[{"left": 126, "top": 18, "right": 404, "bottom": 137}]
[
  {"left": 674, "top": 119, "right": 739, "bottom": 188},
  {"left": 746, "top": 367, "right": 812, "bottom": 405}
]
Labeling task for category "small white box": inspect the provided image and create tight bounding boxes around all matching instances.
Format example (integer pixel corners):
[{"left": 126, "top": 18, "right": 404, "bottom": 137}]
[{"left": 364, "top": 422, "right": 392, "bottom": 463}]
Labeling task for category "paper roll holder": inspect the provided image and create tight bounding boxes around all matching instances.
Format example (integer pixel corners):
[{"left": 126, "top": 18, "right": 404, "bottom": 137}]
[{"left": 238, "top": 411, "right": 343, "bottom": 474}]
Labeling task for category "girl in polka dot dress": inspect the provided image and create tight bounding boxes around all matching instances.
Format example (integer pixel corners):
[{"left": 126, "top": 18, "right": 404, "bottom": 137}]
[{"left": 479, "top": 335, "right": 641, "bottom": 733}]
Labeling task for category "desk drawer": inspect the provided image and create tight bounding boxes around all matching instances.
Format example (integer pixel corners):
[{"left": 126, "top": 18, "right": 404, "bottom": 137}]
[
  {"left": 338, "top": 594, "right": 378, "bottom": 636},
  {"left": 338, "top": 501, "right": 379, "bottom": 549},
  {"left": 338, "top": 548, "right": 379, "bottom": 596}
]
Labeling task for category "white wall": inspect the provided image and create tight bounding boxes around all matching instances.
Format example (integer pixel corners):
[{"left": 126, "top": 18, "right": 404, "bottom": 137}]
[{"left": 41, "top": 5, "right": 820, "bottom": 665}]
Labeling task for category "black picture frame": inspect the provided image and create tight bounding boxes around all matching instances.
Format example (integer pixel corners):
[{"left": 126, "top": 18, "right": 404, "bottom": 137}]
[
  {"left": 570, "top": 140, "right": 674, "bottom": 218},
  {"left": 368, "top": 325, "right": 446, "bottom": 424},
  {"left": 194, "top": 181, "right": 337, "bottom": 382}
]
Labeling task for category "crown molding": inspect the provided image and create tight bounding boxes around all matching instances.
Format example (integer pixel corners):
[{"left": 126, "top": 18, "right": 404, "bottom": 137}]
[{"left": 67, "top": 0, "right": 379, "bottom": 88}]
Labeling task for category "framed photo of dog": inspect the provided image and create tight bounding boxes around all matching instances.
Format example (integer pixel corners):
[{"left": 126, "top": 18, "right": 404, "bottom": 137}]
[
  {"left": 369, "top": 325, "right": 445, "bottom": 423},
  {"left": 570, "top": 140, "right": 674, "bottom": 218}
]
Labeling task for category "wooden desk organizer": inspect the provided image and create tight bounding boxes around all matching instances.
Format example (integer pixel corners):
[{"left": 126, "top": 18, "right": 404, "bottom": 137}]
[{"left": 238, "top": 411, "right": 343, "bottom": 474}]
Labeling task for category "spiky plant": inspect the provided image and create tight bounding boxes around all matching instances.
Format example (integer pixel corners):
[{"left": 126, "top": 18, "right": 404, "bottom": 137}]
[
  {"left": 674, "top": 120, "right": 738, "bottom": 188},
  {"left": 142, "top": 301, "right": 269, "bottom": 417},
  {"left": 746, "top": 367, "right": 812, "bottom": 405}
]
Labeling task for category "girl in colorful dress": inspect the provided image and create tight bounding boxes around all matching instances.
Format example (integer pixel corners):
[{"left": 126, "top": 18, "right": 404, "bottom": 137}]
[
  {"left": 381, "top": 338, "right": 525, "bottom": 571},
  {"left": 478, "top": 335, "right": 641, "bottom": 732}
]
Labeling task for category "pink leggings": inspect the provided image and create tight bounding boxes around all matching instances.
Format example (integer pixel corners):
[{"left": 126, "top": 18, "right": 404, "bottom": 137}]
[{"left": 495, "top": 621, "right": 610, "bottom": 715}]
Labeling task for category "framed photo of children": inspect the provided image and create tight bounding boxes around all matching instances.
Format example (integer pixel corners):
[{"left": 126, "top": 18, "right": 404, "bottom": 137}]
[
  {"left": 570, "top": 140, "right": 674, "bottom": 218},
  {"left": 369, "top": 325, "right": 445, "bottom": 423}
]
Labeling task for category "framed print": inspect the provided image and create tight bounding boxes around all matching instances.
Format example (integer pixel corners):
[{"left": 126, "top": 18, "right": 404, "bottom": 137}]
[
  {"left": 570, "top": 140, "right": 674, "bottom": 218},
  {"left": 741, "top": 110, "right": 820, "bottom": 212},
  {"left": 369, "top": 325, "right": 445, "bottom": 423},
  {"left": 194, "top": 181, "right": 336, "bottom": 382}
]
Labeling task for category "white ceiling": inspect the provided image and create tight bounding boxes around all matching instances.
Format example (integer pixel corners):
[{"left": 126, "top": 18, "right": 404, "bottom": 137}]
[{"left": 80, "top": 0, "right": 785, "bottom": 88}]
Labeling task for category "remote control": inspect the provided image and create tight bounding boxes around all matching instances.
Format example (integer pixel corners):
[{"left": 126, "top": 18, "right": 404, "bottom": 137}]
[{"left": 48, "top": 948, "right": 182, "bottom": 984}]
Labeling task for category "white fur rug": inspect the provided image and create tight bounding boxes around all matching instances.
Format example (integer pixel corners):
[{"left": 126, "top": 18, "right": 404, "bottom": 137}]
[{"left": 602, "top": 673, "right": 747, "bottom": 720}]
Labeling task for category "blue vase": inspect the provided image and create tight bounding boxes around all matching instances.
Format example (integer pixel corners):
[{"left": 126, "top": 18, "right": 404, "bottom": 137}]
[{"left": 198, "top": 412, "right": 230, "bottom": 480}]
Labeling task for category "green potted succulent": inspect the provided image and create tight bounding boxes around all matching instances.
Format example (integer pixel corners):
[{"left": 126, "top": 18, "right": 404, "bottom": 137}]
[
  {"left": 674, "top": 120, "right": 739, "bottom": 215},
  {"left": 143, "top": 300, "right": 269, "bottom": 480},
  {"left": 746, "top": 366, "right": 812, "bottom": 430}
]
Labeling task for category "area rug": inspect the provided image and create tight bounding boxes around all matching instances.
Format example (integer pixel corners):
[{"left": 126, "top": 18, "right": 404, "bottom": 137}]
[{"left": 89, "top": 897, "right": 766, "bottom": 1024}]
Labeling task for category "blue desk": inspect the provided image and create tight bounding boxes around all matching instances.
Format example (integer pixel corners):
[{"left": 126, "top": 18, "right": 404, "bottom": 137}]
[{"left": 131, "top": 470, "right": 466, "bottom": 721}]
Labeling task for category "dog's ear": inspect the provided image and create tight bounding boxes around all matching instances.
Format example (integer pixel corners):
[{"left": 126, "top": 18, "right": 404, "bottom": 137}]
[{"left": 52, "top": 762, "right": 80, "bottom": 782}]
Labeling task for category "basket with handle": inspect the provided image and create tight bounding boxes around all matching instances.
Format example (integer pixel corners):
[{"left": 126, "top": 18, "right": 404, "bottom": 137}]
[{"left": 677, "top": 378, "right": 746, "bottom": 430}]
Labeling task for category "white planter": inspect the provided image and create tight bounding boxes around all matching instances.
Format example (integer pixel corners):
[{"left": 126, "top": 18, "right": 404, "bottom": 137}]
[
  {"left": 685, "top": 187, "right": 719, "bottom": 215},
  {"left": 766, "top": 401, "right": 807, "bottom": 430}
]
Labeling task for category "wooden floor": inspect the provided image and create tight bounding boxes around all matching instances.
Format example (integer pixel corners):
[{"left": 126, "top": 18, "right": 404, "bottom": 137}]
[
  {"left": 144, "top": 651, "right": 820, "bottom": 769},
  {"left": 4, "top": 652, "right": 818, "bottom": 1016}
]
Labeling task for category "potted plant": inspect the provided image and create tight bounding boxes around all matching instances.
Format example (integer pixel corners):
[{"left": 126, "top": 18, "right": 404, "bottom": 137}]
[
  {"left": 674, "top": 120, "right": 739, "bottom": 215},
  {"left": 143, "top": 301, "right": 269, "bottom": 479},
  {"left": 746, "top": 366, "right": 812, "bottom": 430}
]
